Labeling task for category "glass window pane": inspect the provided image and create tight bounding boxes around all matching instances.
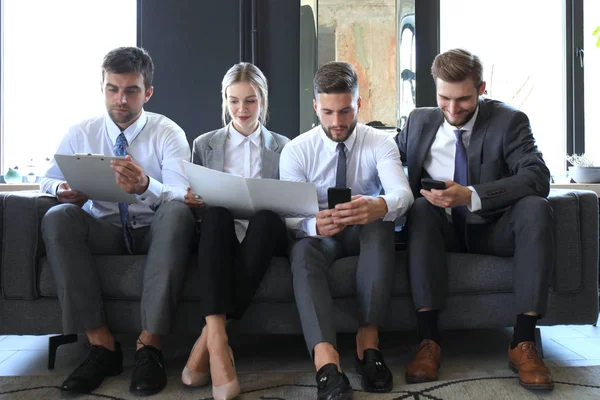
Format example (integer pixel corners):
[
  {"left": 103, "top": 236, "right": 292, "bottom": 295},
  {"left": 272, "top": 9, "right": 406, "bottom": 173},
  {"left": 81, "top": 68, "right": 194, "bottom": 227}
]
[
  {"left": 440, "top": 0, "right": 565, "bottom": 175},
  {"left": 2, "top": 0, "right": 137, "bottom": 175},
  {"left": 584, "top": 0, "right": 600, "bottom": 164}
]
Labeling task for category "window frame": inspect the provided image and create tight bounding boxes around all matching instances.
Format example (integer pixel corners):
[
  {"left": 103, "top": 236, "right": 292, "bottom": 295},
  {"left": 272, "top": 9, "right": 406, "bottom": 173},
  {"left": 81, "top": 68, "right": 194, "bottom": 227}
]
[{"left": 415, "top": 0, "right": 585, "bottom": 166}]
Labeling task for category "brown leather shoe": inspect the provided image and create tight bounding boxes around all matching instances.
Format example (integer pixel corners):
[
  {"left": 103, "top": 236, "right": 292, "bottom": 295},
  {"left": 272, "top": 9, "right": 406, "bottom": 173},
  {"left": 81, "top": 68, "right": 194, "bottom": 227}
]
[
  {"left": 405, "top": 339, "right": 441, "bottom": 383},
  {"left": 508, "top": 341, "right": 554, "bottom": 390}
]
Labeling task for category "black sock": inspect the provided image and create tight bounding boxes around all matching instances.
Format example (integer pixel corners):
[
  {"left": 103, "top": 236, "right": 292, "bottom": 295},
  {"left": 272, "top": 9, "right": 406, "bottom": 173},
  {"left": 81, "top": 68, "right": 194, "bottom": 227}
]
[
  {"left": 417, "top": 310, "right": 440, "bottom": 345},
  {"left": 511, "top": 314, "right": 538, "bottom": 349}
]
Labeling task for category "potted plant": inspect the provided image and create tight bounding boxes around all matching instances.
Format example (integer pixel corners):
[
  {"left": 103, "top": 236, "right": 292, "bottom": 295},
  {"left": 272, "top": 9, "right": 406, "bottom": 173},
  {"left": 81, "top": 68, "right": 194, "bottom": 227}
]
[{"left": 566, "top": 154, "right": 600, "bottom": 183}]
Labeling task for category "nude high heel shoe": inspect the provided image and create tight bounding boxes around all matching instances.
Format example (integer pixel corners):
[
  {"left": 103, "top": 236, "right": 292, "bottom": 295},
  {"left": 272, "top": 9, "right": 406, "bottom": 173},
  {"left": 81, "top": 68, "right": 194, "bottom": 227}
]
[
  {"left": 181, "top": 336, "right": 210, "bottom": 387},
  {"left": 211, "top": 346, "right": 240, "bottom": 400}
]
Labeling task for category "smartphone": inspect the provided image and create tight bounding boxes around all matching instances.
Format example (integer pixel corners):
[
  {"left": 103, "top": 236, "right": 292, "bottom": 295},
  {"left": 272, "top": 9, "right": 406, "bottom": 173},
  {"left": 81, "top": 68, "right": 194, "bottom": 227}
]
[
  {"left": 328, "top": 187, "right": 351, "bottom": 209},
  {"left": 421, "top": 178, "right": 446, "bottom": 190}
]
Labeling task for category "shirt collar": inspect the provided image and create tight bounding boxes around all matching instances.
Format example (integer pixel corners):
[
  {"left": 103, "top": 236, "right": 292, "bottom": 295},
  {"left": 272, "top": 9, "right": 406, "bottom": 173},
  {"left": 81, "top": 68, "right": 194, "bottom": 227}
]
[
  {"left": 228, "top": 122, "right": 262, "bottom": 147},
  {"left": 443, "top": 106, "right": 479, "bottom": 134},
  {"left": 106, "top": 109, "right": 148, "bottom": 146},
  {"left": 318, "top": 124, "right": 358, "bottom": 153}
]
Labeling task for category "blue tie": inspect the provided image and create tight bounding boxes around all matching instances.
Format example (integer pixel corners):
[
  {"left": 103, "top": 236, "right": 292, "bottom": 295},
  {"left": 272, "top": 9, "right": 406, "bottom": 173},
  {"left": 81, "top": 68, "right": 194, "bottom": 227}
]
[
  {"left": 452, "top": 129, "right": 468, "bottom": 239},
  {"left": 114, "top": 133, "right": 133, "bottom": 254}
]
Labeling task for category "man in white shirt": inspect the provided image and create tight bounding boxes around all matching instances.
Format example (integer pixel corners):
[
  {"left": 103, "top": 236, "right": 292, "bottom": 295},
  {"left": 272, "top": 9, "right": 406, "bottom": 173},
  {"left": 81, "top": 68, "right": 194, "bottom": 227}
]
[
  {"left": 280, "top": 61, "right": 413, "bottom": 399},
  {"left": 40, "top": 47, "right": 195, "bottom": 396},
  {"left": 397, "top": 48, "right": 554, "bottom": 391}
]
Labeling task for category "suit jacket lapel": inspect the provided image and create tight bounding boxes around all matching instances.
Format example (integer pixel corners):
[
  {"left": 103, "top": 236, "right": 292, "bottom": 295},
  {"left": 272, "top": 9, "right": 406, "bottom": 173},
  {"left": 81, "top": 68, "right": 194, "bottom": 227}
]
[
  {"left": 409, "top": 111, "right": 443, "bottom": 194},
  {"left": 468, "top": 99, "right": 491, "bottom": 185},
  {"left": 207, "top": 127, "right": 228, "bottom": 172},
  {"left": 261, "top": 126, "right": 281, "bottom": 179}
]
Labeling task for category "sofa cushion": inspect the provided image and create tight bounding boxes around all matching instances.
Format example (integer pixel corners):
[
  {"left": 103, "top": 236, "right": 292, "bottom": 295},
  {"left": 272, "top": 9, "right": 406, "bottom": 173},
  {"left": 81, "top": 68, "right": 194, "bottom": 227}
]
[{"left": 38, "top": 252, "right": 514, "bottom": 302}]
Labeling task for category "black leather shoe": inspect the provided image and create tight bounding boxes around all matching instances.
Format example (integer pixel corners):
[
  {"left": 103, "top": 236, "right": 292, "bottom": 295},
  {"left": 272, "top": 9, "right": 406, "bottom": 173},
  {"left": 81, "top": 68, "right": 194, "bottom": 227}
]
[
  {"left": 316, "top": 363, "right": 353, "bottom": 400},
  {"left": 129, "top": 345, "right": 167, "bottom": 396},
  {"left": 61, "top": 341, "right": 123, "bottom": 394},
  {"left": 355, "top": 349, "right": 393, "bottom": 392}
]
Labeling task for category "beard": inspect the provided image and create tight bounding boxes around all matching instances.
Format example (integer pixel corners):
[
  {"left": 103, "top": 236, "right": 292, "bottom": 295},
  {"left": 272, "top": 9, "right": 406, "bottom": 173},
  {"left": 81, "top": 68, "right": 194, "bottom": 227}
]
[
  {"left": 108, "top": 105, "right": 138, "bottom": 126},
  {"left": 322, "top": 119, "right": 358, "bottom": 143},
  {"left": 442, "top": 107, "right": 477, "bottom": 128}
]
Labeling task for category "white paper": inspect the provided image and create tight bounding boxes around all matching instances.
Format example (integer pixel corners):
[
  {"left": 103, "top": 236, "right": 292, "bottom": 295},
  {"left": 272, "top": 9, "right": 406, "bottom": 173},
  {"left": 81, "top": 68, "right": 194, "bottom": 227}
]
[
  {"left": 54, "top": 154, "right": 137, "bottom": 204},
  {"left": 183, "top": 161, "right": 318, "bottom": 218},
  {"left": 183, "top": 161, "right": 254, "bottom": 218},
  {"left": 246, "top": 178, "right": 319, "bottom": 217}
]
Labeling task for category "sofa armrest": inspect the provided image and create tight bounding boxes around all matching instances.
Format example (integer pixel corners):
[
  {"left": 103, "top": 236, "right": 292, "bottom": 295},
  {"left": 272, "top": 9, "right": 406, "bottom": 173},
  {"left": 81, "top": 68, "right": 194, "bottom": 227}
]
[
  {"left": 548, "top": 189, "right": 598, "bottom": 294},
  {"left": 0, "top": 191, "right": 58, "bottom": 300}
]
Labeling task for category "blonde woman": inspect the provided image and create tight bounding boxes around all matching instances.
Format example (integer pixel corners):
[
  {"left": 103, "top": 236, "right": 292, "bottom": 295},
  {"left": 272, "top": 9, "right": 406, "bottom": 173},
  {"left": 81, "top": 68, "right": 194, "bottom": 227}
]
[{"left": 181, "top": 63, "right": 290, "bottom": 400}]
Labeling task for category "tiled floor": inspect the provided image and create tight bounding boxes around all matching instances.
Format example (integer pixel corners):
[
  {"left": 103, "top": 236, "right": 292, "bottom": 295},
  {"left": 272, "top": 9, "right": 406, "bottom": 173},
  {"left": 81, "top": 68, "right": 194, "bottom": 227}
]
[{"left": 1, "top": 318, "right": 600, "bottom": 378}]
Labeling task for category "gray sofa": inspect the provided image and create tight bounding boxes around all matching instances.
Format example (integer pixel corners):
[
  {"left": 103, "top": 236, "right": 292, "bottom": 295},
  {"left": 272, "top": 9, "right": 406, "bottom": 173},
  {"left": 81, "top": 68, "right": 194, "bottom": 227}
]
[{"left": 1, "top": 190, "right": 598, "bottom": 359}]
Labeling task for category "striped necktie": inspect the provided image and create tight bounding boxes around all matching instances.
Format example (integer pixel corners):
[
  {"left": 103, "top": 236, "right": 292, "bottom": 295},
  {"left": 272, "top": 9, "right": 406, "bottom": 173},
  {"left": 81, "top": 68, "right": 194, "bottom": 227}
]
[
  {"left": 452, "top": 129, "right": 468, "bottom": 243},
  {"left": 114, "top": 133, "right": 133, "bottom": 254}
]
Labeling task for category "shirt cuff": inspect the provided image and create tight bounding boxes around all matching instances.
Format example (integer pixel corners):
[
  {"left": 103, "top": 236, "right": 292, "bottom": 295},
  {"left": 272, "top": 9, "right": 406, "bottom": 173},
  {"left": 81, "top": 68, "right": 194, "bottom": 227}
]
[
  {"left": 54, "top": 181, "right": 63, "bottom": 196},
  {"left": 284, "top": 217, "right": 319, "bottom": 238},
  {"left": 467, "top": 186, "right": 482, "bottom": 212},
  {"left": 135, "top": 176, "right": 162, "bottom": 207},
  {"left": 378, "top": 195, "right": 397, "bottom": 221}
]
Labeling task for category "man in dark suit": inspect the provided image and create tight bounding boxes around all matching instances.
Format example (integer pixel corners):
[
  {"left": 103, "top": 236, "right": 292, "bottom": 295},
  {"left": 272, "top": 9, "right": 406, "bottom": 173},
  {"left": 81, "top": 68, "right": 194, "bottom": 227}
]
[{"left": 397, "top": 48, "right": 554, "bottom": 391}]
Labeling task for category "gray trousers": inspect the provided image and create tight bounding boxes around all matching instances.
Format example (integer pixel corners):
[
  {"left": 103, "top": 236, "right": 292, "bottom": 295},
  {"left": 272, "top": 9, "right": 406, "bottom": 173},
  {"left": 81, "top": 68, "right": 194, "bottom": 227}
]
[
  {"left": 407, "top": 196, "right": 554, "bottom": 316},
  {"left": 289, "top": 219, "right": 395, "bottom": 355},
  {"left": 41, "top": 201, "right": 196, "bottom": 335}
]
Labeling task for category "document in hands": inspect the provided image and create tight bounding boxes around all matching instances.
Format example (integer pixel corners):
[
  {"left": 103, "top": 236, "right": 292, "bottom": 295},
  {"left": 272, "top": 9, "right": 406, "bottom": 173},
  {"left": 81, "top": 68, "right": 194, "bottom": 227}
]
[
  {"left": 54, "top": 154, "right": 137, "bottom": 204},
  {"left": 183, "top": 161, "right": 319, "bottom": 219}
]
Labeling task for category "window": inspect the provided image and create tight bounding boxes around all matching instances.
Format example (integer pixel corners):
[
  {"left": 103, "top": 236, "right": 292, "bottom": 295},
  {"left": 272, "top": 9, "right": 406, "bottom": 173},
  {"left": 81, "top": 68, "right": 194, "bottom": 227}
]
[
  {"left": 1, "top": 0, "right": 137, "bottom": 177},
  {"left": 583, "top": 0, "right": 600, "bottom": 163},
  {"left": 440, "top": 0, "right": 566, "bottom": 175}
]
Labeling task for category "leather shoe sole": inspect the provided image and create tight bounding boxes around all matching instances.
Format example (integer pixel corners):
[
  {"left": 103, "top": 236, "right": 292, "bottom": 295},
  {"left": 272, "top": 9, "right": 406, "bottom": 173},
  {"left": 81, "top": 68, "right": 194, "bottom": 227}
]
[
  {"left": 509, "top": 362, "right": 554, "bottom": 390},
  {"left": 405, "top": 373, "right": 435, "bottom": 384}
]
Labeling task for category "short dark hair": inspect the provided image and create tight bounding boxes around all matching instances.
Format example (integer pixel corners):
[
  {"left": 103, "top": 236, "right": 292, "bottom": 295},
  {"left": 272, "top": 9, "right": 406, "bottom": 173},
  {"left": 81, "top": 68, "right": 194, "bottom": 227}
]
[
  {"left": 313, "top": 61, "right": 359, "bottom": 99},
  {"left": 101, "top": 47, "right": 154, "bottom": 89},
  {"left": 431, "top": 48, "right": 483, "bottom": 89}
]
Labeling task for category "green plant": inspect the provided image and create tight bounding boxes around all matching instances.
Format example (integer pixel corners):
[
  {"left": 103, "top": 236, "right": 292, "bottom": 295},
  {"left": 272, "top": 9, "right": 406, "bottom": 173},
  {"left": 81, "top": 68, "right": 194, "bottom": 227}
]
[{"left": 594, "top": 25, "right": 600, "bottom": 48}]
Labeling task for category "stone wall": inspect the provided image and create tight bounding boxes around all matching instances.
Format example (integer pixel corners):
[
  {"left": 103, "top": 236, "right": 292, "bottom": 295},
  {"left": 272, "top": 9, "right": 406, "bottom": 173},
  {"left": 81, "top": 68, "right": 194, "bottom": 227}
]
[{"left": 318, "top": 0, "right": 396, "bottom": 126}]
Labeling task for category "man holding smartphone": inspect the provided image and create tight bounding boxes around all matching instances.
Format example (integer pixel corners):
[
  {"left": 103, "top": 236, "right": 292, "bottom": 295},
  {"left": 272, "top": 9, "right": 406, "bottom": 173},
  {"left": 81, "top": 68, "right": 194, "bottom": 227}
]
[
  {"left": 397, "top": 49, "right": 554, "bottom": 391},
  {"left": 280, "top": 61, "right": 413, "bottom": 399}
]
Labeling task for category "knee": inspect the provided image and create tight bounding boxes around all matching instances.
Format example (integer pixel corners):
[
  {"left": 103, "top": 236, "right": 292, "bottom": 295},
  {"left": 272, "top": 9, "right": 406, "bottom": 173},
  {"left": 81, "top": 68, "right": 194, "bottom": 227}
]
[
  {"left": 512, "top": 196, "right": 553, "bottom": 228},
  {"left": 152, "top": 201, "right": 195, "bottom": 233},
  {"left": 203, "top": 206, "right": 234, "bottom": 225},
  {"left": 407, "top": 197, "right": 442, "bottom": 226},
  {"left": 42, "top": 203, "right": 83, "bottom": 237},
  {"left": 249, "top": 209, "right": 281, "bottom": 228}
]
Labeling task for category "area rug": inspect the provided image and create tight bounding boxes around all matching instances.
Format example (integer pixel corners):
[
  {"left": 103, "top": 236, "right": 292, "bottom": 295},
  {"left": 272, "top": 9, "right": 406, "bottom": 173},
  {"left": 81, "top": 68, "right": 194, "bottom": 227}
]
[{"left": 1, "top": 366, "right": 600, "bottom": 399}]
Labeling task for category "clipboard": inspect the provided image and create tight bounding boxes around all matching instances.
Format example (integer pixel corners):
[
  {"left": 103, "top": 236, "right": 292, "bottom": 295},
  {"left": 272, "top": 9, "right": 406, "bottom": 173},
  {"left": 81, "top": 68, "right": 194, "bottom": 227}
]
[{"left": 54, "top": 154, "right": 137, "bottom": 204}]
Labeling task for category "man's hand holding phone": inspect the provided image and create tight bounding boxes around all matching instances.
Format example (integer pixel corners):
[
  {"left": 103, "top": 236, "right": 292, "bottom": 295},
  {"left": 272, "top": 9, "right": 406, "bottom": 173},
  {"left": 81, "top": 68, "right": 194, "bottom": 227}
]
[
  {"left": 420, "top": 179, "right": 472, "bottom": 209},
  {"left": 316, "top": 188, "right": 352, "bottom": 236},
  {"left": 331, "top": 195, "right": 388, "bottom": 226}
]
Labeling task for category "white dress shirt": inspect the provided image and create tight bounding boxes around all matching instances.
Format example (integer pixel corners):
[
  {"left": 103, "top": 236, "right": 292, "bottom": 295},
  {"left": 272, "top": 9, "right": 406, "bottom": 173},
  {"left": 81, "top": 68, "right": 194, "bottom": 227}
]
[
  {"left": 280, "top": 123, "right": 414, "bottom": 237},
  {"left": 223, "top": 123, "right": 263, "bottom": 241},
  {"left": 41, "top": 110, "right": 190, "bottom": 228},
  {"left": 422, "top": 108, "right": 482, "bottom": 213}
]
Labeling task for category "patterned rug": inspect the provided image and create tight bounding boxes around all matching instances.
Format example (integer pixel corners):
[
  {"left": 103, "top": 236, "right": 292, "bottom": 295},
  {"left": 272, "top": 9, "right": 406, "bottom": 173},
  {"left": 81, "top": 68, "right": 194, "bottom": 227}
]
[{"left": 1, "top": 366, "right": 600, "bottom": 400}]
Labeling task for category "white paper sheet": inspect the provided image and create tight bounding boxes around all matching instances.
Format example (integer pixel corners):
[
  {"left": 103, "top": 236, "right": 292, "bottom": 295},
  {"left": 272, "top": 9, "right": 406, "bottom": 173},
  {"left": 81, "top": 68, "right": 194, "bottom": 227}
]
[{"left": 183, "top": 161, "right": 318, "bottom": 218}]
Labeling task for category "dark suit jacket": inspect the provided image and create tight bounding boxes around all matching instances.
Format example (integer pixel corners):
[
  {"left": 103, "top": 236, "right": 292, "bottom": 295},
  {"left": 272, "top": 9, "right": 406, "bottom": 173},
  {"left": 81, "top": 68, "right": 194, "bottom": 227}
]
[
  {"left": 191, "top": 125, "right": 290, "bottom": 179},
  {"left": 396, "top": 98, "right": 550, "bottom": 221}
]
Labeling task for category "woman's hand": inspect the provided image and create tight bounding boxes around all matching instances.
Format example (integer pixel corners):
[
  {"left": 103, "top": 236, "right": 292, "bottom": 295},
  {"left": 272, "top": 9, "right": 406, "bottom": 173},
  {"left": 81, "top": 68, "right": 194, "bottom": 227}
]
[{"left": 184, "top": 187, "right": 204, "bottom": 208}]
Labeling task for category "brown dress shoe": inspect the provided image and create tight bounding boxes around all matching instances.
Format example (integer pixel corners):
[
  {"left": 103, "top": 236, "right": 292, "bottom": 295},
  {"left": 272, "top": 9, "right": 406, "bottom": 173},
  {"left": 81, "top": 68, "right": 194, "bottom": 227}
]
[
  {"left": 405, "top": 339, "right": 441, "bottom": 383},
  {"left": 508, "top": 341, "right": 554, "bottom": 390}
]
